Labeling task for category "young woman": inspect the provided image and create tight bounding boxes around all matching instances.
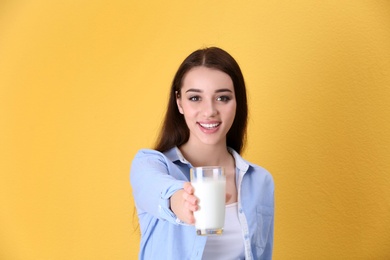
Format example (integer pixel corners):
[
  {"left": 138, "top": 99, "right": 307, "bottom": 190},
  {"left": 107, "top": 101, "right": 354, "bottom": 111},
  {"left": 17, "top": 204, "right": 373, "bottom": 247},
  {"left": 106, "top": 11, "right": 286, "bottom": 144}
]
[{"left": 130, "top": 47, "right": 274, "bottom": 260}]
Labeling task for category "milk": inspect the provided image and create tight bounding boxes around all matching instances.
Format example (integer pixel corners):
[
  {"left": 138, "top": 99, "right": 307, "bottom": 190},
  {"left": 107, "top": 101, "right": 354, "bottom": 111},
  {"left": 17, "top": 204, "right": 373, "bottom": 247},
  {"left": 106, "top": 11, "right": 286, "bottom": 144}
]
[{"left": 192, "top": 176, "right": 226, "bottom": 235}]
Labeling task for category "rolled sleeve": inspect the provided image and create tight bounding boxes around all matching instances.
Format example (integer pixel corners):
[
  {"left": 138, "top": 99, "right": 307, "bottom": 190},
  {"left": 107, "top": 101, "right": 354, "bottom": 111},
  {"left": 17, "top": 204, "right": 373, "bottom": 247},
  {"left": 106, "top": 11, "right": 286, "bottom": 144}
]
[
  {"left": 158, "top": 181, "right": 186, "bottom": 224},
  {"left": 131, "top": 149, "right": 187, "bottom": 225}
]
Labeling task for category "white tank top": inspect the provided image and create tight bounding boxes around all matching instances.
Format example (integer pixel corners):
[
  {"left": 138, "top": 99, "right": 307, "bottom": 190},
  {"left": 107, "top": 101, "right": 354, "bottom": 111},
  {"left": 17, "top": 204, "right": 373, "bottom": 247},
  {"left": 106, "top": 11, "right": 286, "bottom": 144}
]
[{"left": 202, "top": 202, "right": 245, "bottom": 259}]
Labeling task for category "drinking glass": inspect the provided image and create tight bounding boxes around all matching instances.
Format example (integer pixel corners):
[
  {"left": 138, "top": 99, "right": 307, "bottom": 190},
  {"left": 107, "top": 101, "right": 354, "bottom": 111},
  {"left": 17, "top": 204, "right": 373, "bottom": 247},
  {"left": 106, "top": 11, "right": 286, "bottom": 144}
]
[{"left": 190, "top": 166, "right": 226, "bottom": 235}]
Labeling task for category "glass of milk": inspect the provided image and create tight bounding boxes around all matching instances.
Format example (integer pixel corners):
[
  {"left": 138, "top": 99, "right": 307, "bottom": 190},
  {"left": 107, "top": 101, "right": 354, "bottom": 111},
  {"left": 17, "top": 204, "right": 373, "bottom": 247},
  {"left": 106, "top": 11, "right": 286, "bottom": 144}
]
[{"left": 190, "top": 166, "right": 226, "bottom": 236}]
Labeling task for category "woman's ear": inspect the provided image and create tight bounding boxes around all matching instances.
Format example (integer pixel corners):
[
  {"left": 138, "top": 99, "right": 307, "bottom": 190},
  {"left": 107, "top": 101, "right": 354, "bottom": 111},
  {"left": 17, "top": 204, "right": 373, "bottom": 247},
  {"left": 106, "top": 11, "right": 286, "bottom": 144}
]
[{"left": 176, "top": 91, "right": 184, "bottom": 114}]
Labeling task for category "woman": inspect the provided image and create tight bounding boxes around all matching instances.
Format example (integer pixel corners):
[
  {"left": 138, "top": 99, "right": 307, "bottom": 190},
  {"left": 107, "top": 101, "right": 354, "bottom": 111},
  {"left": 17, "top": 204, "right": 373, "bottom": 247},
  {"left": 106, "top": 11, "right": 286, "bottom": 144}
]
[{"left": 130, "top": 47, "right": 274, "bottom": 260}]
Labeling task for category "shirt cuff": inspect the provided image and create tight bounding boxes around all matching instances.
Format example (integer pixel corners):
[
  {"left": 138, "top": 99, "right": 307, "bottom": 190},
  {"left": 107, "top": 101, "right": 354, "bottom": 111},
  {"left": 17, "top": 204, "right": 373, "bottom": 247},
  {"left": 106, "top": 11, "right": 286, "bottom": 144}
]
[{"left": 158, "top": 181, "right": 186, "bottom": 225}]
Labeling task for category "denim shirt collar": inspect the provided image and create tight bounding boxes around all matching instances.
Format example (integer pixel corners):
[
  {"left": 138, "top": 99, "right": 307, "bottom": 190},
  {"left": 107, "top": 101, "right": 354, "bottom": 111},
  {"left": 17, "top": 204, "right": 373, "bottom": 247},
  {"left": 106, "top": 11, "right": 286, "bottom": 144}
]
[
  {"left": 164, "top": 146, "right": 251, "bottom": 174},
  {"left": 164, "top": 146, "right": 189, "bottom": 164}
]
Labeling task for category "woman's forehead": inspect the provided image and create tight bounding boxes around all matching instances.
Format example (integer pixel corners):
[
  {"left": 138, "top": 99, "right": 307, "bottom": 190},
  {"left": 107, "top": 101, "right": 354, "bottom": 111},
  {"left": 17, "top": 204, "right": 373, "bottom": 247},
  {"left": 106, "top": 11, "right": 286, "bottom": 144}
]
[{"left": 181, "top": 67, "right": 233, "bottom": 92}]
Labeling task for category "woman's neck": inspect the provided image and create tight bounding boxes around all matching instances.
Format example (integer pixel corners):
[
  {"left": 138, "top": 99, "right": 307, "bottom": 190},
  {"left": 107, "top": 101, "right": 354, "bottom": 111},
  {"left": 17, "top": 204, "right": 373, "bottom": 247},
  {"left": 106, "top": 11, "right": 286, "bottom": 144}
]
[{"left": 178, "top": 141, "right": 232, "bottom": 167}]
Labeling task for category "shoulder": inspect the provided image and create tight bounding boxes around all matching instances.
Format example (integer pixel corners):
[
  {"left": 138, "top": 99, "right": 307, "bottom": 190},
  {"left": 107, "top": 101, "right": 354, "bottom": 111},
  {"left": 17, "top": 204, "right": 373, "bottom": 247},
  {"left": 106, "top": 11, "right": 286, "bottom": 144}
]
[
  {"left": 248, "top": 163, "right": 274, "bottom": 185},
  {"left": 230, "top": 148, "right": 273, "bottom": 179},
  {"left": 133, "top": 147, "right": 179, "bottom": 162},
  {"left": 247, "top": 160, "right": 274, "bottom": 185},
  {"left": 239, "top": 158, "right": 275, "bottom": 207},
  {"left": 230, "top": 148, "right": 274, "bottom": 187},
  {"left": 130, "top": 148, "right": 189, "bottom": 182},
  {"left": 132, "top": 147, "right": 181, "bottom": 168},
  {"left": 246, "top": 159, "right": 272, "bottom": 178},
  {"left": 131, "top": 149, "right": 166, "bottom": 167},
  {"left": 133, "top": 148, "right": 164, "bottom": 159}
]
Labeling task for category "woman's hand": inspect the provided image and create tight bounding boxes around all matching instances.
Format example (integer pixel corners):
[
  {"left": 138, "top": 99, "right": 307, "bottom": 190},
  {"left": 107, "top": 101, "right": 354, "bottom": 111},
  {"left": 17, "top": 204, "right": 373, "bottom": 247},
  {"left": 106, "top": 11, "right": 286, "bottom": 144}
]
[{"left": 170, "top": 182, "right": 198, "bottom": 225}]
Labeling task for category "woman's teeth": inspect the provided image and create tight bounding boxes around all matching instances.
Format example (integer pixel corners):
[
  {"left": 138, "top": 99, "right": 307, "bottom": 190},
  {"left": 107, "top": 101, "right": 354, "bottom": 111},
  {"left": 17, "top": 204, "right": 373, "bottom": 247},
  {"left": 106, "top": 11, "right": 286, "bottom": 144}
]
[{"left": 199, "top": 123, "right": 220, "bottom": 129}]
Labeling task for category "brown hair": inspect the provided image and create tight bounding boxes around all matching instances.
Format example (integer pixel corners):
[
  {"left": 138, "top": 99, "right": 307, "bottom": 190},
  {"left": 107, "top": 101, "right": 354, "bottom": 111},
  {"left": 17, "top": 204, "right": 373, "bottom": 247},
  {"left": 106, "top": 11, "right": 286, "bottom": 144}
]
[{"left": 154, "top": 47, "right": 248, "bottom": 154}]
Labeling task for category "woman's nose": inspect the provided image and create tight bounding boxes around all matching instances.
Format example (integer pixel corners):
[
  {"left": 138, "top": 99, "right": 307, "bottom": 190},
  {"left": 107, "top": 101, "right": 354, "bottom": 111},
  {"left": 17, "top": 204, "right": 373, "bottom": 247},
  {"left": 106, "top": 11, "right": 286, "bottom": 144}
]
[{"left": 202, "top": 100, "right": 217, "bottom": 117}]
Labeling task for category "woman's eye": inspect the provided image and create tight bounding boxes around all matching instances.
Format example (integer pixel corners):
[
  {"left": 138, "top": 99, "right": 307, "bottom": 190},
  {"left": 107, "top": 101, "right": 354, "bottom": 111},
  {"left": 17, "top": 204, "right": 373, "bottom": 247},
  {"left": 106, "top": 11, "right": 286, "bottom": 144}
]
[
  {"left": 217, "top": 96, "right": 231, "bottom": 102},
  {"left": 189, "top": 96, "right": 201, "bottom": 101}
]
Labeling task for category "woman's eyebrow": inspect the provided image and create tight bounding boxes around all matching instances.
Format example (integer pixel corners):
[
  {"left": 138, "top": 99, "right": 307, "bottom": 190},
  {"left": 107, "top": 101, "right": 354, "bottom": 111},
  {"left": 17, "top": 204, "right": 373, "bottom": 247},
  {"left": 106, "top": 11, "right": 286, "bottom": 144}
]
[
  {"left": 185, "top": 88, "right": 202, "bottom": 93},
  {"left": 185, "top": 88, "right": 233, "bottom": 93},
  {"left": 215, "top": 88, "right": 233, "bottom": 93}
]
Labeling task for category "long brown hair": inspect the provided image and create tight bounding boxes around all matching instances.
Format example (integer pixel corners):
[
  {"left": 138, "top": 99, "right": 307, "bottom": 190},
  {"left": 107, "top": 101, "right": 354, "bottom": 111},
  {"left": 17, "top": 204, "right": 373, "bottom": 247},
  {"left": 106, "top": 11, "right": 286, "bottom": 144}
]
[{"left": 154, "top": 47, "right": 248, "bottom": 154}]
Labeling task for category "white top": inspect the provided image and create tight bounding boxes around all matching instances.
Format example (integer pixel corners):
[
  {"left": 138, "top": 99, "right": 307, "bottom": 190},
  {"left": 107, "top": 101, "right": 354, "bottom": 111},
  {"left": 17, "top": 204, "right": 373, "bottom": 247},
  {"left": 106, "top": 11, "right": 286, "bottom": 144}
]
[{"left": 202, "top": 202, "right": 245, "bottom": 259}]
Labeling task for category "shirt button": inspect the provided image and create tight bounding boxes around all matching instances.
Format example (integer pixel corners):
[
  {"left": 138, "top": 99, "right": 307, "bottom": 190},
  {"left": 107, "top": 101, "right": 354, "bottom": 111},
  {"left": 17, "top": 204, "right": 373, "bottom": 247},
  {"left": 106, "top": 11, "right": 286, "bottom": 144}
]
[
  {"left": 239, "top": 208, "right": 243, "bottom": 213},
  {"left": 245, "top": 234, "right": 249, "bottom": 239}
]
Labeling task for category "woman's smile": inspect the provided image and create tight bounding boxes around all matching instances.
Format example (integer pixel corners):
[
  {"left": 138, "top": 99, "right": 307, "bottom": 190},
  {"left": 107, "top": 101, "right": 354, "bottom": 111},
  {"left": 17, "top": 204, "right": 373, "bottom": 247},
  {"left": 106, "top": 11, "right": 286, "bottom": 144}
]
[{"left": 197, "top": 121, "right": 221, "bottom": 133}]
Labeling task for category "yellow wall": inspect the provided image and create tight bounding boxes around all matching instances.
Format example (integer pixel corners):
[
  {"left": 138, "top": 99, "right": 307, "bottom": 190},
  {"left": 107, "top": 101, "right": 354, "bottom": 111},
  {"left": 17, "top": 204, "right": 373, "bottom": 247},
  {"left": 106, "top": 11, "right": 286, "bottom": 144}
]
[{"left": 1, "top": 1, "right": 389, "bottom": 259}]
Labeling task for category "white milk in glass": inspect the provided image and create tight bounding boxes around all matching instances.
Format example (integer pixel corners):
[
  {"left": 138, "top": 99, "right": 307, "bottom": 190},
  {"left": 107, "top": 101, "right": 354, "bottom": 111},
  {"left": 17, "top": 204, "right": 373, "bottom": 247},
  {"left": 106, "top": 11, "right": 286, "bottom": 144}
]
[{"left": 191, "top": 167, "right": 226, "bottom": 236}]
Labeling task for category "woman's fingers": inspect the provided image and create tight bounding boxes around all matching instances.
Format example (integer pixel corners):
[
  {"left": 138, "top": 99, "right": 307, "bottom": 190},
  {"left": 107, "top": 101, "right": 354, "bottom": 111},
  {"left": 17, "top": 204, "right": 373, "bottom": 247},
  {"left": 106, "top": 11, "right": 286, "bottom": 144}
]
[
  {"left": 183, "top": 191, "right": 197, "bottom": 205},
  {"left": 183, "top": 182, "right": 194, "bottom": 194},
  {"left": 184, "top": 197, "right": 198, "bottom": 212},
  {"left": 183, "top": 182, "right": 198, "bottom": 210}
]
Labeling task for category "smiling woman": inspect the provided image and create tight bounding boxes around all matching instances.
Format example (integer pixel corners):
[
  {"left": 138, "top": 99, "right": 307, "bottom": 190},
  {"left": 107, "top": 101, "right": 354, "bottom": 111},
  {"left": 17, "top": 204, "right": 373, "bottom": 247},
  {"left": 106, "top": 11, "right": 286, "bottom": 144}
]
[
  {"left": 176, "top": 67, "right": 237, "bottom": 148},
  {"left": 130, "top": 47, "right": 274, "bottom": 260}
]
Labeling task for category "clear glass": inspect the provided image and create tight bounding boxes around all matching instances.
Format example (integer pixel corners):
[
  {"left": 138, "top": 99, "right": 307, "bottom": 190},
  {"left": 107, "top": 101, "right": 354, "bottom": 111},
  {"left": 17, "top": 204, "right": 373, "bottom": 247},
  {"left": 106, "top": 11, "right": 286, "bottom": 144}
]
[{"left": 190, "top": 166, "right": 226, "bottom": 236}]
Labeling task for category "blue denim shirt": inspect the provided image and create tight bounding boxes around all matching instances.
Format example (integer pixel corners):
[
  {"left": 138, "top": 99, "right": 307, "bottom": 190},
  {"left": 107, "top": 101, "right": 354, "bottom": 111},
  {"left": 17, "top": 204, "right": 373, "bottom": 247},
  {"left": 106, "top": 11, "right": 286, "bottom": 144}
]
[{"left": 130, "top": 147, "right": 274, "bottom": 260}]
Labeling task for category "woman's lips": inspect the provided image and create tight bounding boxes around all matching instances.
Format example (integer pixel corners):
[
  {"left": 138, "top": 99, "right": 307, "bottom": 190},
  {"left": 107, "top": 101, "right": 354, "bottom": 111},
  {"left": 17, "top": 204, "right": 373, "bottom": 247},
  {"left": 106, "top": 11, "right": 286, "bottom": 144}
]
[
  {"left": 199, "top": 122, "right": 220, "bottom": 129},
  {"left": 197, "top": 122, "right": 221, "bottom": 133}
]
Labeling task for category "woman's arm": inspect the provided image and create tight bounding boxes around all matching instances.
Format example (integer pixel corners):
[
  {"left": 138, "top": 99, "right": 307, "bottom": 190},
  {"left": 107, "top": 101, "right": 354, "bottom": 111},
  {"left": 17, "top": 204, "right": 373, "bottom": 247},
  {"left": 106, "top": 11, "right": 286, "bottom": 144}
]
[{"left": 130, "top": 149, "right": 197, "bottom": 225}]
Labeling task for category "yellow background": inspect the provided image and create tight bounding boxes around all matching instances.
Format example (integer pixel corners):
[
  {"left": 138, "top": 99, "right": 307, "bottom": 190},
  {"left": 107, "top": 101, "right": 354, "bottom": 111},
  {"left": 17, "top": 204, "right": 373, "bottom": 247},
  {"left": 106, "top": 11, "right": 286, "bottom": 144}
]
[{"left": 1, "top": 1, "right": 389, "bottom": 259}]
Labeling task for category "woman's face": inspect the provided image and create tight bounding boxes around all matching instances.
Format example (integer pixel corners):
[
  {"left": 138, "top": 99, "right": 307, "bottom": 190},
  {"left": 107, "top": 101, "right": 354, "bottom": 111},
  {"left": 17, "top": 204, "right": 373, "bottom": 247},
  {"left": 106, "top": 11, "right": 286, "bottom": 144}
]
[{"left": 176, "top": 66, "right": 236, "bottom": 148}]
